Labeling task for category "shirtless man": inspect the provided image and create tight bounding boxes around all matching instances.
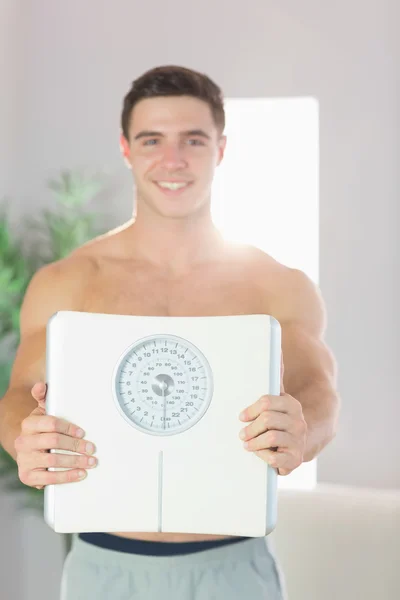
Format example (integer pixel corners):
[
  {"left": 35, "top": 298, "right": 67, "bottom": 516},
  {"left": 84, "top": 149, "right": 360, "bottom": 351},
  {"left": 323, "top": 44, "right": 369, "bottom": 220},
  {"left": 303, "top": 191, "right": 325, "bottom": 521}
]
[{"left": 0, "top": 65, "right": 339, "bottom": 599}]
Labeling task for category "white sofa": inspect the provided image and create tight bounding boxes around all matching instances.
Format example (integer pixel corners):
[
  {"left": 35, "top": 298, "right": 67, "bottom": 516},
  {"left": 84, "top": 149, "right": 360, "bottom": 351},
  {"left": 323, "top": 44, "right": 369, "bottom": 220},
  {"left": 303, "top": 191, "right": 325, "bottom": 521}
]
[
  {"left": 2, "top": 483, "right": 399, "bottom": 599},
  {"left": 270, "top": 483, "right": 400, "bottom": 600}
]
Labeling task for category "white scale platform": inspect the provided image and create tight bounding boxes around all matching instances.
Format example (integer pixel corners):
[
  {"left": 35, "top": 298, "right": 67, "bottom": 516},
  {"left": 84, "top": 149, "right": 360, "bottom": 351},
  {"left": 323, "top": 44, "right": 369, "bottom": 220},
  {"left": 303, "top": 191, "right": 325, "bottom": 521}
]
[{"left": 44, "top": 311, "right": 281, "bottom": 538}]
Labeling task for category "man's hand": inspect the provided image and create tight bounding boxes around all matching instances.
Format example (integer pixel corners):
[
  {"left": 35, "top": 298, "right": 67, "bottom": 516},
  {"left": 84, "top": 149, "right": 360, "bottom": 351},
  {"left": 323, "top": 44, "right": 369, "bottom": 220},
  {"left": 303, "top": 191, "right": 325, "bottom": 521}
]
[
  {"left": 15, "top": 382, "right": 97, "bottom": 490},
  {"left": 238, "top": 356, "right": 307, "bottom": 476}
]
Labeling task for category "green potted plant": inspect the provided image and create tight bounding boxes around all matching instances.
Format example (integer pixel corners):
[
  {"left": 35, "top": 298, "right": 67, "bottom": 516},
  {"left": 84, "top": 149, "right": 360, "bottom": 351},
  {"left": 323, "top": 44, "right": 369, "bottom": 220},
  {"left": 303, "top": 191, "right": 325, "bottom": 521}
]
[{"left": 0, "top": 170, "right": 106, "bottom": 551}]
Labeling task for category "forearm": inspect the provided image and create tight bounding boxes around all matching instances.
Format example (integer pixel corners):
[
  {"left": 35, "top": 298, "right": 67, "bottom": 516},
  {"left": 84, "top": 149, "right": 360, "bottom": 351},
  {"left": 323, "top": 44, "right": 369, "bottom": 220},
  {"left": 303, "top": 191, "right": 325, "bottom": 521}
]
[
  {"left": 0, "top": 387, "right": 36, "bottom": 460},
  {"left": 293, "top": 380, "right": 340, "bottom": 462}
]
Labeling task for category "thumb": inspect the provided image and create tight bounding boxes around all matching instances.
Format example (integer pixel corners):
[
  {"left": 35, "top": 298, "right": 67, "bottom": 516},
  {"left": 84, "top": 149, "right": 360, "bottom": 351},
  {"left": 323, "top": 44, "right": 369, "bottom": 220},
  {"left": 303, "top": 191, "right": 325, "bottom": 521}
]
[{"left": 31, "top": 382, "right": 47, "bottom": 405}]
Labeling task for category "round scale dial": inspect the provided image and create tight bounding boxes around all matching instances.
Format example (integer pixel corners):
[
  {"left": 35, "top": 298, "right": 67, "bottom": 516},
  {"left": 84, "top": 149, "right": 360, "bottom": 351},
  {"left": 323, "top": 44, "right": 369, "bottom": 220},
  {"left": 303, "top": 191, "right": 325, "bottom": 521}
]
[{"left": 113, "top": 334, "right": 213, "bottom": 435}]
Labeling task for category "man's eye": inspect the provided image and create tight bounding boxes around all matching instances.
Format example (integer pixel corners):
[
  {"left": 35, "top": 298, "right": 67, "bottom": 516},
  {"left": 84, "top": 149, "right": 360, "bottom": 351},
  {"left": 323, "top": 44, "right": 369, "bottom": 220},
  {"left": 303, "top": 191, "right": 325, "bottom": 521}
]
[
  {"left": 143, "top": 139, "right": 158, "bottom": 146},
  {"left": 188, "top": 139, "right": 204, "bottom": 146}
]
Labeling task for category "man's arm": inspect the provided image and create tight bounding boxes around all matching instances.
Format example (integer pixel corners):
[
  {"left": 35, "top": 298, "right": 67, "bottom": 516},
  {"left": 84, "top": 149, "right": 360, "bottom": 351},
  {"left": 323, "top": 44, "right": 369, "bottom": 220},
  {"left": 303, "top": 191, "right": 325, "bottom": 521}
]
[
  {"left": 0, "top": 256, "right": 94, "bottom": 459},
  {"left": 277, "top": 269, "right": 340, "bottom": 461}
]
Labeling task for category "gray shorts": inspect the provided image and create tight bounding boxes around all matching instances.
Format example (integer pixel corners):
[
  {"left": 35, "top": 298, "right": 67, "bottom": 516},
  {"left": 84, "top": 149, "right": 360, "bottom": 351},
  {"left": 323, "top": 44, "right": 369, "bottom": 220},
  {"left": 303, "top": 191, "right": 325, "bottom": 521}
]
[{"left": 60, "top": 534, "right": 286, "bottom": 599}]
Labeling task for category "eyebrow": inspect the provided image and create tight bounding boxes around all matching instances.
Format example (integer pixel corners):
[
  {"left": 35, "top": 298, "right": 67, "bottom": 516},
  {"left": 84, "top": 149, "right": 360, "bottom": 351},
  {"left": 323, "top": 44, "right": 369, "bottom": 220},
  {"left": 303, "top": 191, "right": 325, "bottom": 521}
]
[{"left": 133, "top": 129, "right": 211, "bottom": 141}]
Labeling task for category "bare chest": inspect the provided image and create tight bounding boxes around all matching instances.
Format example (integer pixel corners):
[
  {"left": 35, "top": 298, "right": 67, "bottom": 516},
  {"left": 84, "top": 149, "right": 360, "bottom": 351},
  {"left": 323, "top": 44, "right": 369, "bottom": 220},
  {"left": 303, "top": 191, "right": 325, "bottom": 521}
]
[{"left": 81, "top": 260, "right": 270, "bottom": 318}]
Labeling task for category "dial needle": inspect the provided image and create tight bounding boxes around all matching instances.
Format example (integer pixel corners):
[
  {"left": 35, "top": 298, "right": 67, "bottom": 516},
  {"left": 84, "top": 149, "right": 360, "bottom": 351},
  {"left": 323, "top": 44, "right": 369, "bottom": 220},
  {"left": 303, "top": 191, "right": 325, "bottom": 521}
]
[{"left": 162, "top": 380, "right": 166, "bottom": 430}]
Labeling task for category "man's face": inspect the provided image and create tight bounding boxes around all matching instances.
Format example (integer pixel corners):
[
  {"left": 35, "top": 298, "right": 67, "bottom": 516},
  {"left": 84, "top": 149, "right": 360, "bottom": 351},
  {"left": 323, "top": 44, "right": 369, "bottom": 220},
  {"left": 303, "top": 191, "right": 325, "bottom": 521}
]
[{"left": 121, "top": 95, "right": 226, "bottom": 220}]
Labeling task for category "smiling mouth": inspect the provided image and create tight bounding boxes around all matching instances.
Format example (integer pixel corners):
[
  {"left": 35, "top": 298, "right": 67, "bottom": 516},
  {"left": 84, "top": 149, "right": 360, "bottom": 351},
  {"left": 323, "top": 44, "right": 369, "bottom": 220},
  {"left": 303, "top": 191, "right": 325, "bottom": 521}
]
[
  {"left": 154, "top": 181, "right": 193, "bottom": 195},
  {"left": 156, "top": 181, "right": 192, "bottom": 190}
]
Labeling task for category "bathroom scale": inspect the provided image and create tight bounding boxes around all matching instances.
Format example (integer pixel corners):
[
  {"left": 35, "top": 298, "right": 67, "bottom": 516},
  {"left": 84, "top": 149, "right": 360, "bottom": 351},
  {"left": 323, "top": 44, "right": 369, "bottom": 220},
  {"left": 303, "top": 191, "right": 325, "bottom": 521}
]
[{"left": 43, "top": 311, "right": 281, "bottom": 537}]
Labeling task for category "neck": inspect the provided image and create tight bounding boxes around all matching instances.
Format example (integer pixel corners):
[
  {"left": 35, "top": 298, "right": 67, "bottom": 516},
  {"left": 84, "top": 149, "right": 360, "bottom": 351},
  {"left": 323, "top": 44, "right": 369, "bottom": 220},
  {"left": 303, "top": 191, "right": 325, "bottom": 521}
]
[{"left": 122, "top": 203, "right": 225, "bottom": 275}]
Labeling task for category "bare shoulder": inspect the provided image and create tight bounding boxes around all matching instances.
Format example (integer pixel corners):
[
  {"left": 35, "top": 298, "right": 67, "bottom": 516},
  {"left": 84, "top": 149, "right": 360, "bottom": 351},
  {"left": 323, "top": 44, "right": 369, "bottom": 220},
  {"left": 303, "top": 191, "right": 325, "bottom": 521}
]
[
  {"left": 19, "top": 221, "right": 130, "bottom": 333},
  {"left": 10, "top": 251, "right": 99, "bottom": 389},
  {"left": 20, "top": 252, "right": 98, "bottom": 336},
  {"left": 24, "top": 219, "right": 127, "bottom": 286},
  {"left": 242, "top": 245, "right": 326, "bottom": 336},
  {"left": 24, "top": 251, "right": 98, "bottom": 295}
]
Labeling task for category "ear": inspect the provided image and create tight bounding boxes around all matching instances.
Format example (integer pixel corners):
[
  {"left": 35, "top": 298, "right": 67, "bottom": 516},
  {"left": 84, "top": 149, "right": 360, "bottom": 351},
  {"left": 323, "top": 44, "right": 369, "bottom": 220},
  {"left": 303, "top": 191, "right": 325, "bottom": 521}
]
[
  {"left": 120, "top": 133, "right": 132, "bottom": 168},
  {"left": 216, "top": 134, "right": 227, "bottom": 166}
]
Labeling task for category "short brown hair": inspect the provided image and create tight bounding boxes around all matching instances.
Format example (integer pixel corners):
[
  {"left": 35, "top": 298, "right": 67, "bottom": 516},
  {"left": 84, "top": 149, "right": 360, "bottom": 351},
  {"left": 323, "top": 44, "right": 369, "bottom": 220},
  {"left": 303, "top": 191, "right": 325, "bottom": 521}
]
[{"left": 121, "top": 65, "right": 225, "bottom": 140}]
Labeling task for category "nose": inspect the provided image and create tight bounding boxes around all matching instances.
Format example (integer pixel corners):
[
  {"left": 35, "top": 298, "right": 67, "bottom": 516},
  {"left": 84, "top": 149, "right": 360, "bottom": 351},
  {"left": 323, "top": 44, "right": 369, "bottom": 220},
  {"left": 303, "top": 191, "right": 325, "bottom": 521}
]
[{"left": 161, "top": 142, "right": 188, "bottom": 170}]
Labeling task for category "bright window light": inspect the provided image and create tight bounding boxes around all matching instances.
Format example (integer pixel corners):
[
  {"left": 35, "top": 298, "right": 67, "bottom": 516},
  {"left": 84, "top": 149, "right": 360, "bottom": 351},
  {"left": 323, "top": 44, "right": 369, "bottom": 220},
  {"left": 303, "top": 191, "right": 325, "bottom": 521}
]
[{"left": 211, "top": 97, "right": 319, "bottom": 490}]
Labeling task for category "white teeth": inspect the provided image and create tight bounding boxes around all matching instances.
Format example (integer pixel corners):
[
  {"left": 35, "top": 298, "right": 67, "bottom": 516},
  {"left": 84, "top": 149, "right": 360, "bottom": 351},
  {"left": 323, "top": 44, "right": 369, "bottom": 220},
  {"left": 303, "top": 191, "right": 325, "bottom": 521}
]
[{"left": 157, "top": 181, "right": 188, "bottom": 190}]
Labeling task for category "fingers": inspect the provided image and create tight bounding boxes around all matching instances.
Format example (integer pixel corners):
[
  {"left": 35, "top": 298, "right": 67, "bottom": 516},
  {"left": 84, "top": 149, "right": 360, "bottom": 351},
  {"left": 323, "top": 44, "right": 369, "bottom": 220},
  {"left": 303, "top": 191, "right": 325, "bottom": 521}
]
[
  {"left": 239, "top": 411, "right": 294, "bottom": 443},
  {"left": 21, "top": 450, "right": 98, "bottom": 471},
  {"left": 16, "top": 394, "right": 96, "bottom": 489},
  {"left": 19, "top": 465, "right": 89, "bottom": 488},
  {"left": 21, "top": 413, "right": 84, "bottom": 440},
  {"left": 16, "top": 441, "right": 97, "bottom": 489},
  {"left": 243, "top": 430, "right": 293, "bottom": 452},
  {"left": 240, "top": 395, "right": 288, "bottom": 422},
  {"left": 15, "top": 431, "right": 95, "bottom": 456},
  {"left": 240, "top": 393, "right": 303, "bottom": 422},
  {"left": 254, "top": 447, "right": 303, "bottom": 476}
]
